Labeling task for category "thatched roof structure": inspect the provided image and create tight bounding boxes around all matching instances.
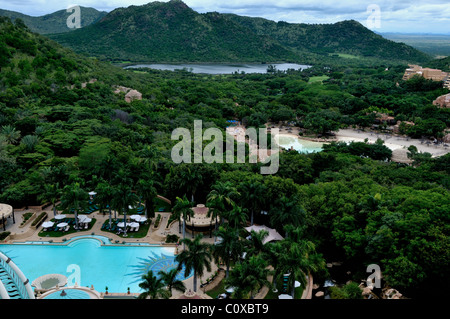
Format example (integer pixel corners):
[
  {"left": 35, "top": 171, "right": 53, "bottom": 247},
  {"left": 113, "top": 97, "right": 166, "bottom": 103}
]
[{"left": 391, "top": 148, "right": 413, "bottom": 164}]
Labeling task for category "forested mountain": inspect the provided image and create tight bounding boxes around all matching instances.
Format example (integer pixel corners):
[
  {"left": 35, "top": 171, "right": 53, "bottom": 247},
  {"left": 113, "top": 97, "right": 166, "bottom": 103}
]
[
  {"left": 0, "top": 7, "right": 107, "bottom": 34},
  {"left": 425, "top": 56, "right": 450, "bottom": 72},
  {"left": 48, "top": 0, "right": 430, "bottom": 63}
]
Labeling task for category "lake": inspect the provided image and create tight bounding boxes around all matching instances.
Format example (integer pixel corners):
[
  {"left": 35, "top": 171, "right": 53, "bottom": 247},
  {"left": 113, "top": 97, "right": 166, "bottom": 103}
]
[{"left": 124, "top": 63, "right": 310, "bottom": 74}]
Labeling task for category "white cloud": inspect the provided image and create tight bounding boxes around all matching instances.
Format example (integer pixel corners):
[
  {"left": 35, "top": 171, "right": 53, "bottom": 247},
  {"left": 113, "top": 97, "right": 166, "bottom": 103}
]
[{"left": 0, "top": 0, "right": 448, "bottom": 33}]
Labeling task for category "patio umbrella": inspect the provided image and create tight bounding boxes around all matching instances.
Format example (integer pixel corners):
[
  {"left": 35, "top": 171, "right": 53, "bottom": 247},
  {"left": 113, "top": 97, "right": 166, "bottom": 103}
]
[
  {"left": 117, "top": 222, "right": 126, "bottom": 228},
  {"left": 42, "top": 221, "right": 54, "bottom": 228},
  {"left": 55, "top": 214, "right": 66, "bottom": 220},
  {"left": 129, "top": 222, "right": 139, "bottom": 228},
  {"left": 57, "top": 222, "right": 68, "bottom": 228},
  {"left": 136, "top": 216, "right": 147, "bottom": 223},
  {"left": 130, "top": 215, "right": 140, "bottom": 220},
  {"left": 88, "top": 191, "right": 97, "bottom": 196}
]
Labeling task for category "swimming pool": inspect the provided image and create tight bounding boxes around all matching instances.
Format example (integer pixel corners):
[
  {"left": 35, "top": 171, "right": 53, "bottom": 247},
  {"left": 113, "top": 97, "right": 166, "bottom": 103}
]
[
  {"left": 0, "top": 236, "right": 191, "bottom": 294},
  {"left": 277, "top": 134, "right": 324, "bottom": 153}
]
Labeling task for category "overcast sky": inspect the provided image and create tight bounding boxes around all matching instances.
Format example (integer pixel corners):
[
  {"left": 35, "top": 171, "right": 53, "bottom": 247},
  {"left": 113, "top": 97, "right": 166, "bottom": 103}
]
[{"left": 1, "top": 0, "right": 449, "bottom": 34}]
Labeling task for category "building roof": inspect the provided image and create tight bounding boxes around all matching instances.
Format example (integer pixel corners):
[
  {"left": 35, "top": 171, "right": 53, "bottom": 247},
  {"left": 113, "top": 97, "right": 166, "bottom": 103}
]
[{"left": 391, "top": 148, "right": 413, "bottom": 164}]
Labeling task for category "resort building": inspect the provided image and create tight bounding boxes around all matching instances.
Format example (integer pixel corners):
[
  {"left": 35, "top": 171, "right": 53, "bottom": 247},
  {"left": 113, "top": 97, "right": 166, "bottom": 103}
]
[{"left": 402, "top": 64, "right": 449, "bottom": 82}]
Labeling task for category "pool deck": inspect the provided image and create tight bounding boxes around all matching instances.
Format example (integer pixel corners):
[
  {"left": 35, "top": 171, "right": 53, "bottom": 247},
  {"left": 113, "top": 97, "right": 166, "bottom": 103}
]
[{"left": 1, "top": 207, "right": 219, "bottom": 297}]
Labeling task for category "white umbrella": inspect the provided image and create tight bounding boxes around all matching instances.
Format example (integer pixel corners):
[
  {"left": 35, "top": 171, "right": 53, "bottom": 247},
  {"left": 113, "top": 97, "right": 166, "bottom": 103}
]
[
  {"left": 295, "top": 281, "right": 301, "bottom": 288},
  {"left": 226, "top": 287, "right": 235, "bottom": 293},
  {"left": 88, "top": 191, "right": 97, "bottom": 196},
  {"left": 129, "top": 222, "right": 139, "bottom": 228},
  {"left": 57, "top": 222, "right": 68, "bottom": 228},
  {"left": 55, "top": 214, "right": 66, "bottom": 220},
  {"left": 117, "top": 222, "right": 127, "bottom": 228},
  {"left": 130, "top": 215, "right": 140, "bottom": 220},
  {"left": 136, "top": 216, "right": 147, "bottom": 222},
  {"left": 42, "top": 221, "right": 54, "bottom": 228},
  {"left": 278, "top": 294, "right": 293, "bottom": 299},
  {"left": 78, "top": 215, "right": 91, "bottom": 223}
]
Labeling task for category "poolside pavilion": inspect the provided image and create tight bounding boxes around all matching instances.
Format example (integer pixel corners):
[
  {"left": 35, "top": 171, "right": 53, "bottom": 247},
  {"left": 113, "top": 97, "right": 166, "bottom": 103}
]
[
  {"left": 181, "top": 204, "right": 217, "bottom": 235},
  {"left": 0, "top": 203, "right": 15, "bottom": 231}
]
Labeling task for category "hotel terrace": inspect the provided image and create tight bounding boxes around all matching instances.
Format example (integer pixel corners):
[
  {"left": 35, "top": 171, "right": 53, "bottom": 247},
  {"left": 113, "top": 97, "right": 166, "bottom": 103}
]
[{"left": 403, "top": 64, "right": 450, "bottom": 89}]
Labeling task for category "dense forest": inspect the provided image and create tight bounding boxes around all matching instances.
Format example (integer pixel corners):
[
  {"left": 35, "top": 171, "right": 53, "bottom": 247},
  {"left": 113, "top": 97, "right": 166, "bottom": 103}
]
[{"left": 0, "top": 16, "right": 449, "bottom": 299}]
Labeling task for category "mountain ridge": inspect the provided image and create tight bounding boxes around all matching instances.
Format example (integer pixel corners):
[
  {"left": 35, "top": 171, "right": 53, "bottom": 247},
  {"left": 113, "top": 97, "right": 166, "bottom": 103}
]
[{"left": 10, "top": 0, "right": 431, "bottom": 64}]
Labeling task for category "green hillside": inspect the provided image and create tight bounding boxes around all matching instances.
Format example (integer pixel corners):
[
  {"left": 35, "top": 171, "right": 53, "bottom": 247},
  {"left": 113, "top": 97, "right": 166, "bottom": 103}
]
[
  {"left": 425, "top": 56, "right": 450, "bottom": 72},
  {"left": 225, "top": 15, "right": 431, "bottom": 63},
  {"left": 0, "top": 7, "right": 107, "bottom": 34},
  {"left": 48, "top": 0, "right": 430, "bottom": 64},
  {"left": 49, "top": 0, "right": 298, "bottom": 63}
]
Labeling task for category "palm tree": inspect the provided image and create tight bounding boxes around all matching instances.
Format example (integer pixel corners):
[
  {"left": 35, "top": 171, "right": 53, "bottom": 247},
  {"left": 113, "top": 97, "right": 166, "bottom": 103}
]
[
  {"left": 172, "top": 195, "right": 194, "bottom": 249},
  {"left": 245, "top": 229, "right": 269, "bottom": 258},
  {"left": 94, "top": 181, "right": 114, "bottom": 229},
  {"left": 112, "top": 183, "right": 139, "bottom": 237},
  {"left": 269, "top": 196, "right": 305, "bottom": 235},
  {"left": 212, "top": 225, "right": 243, "bottom": 279},
  {"left": 278, "top": 225, "right": 325, "bottom": 298},
  {"left": 136, "top": 176, "right": 158, "bottom": 219},
  {"left": 225, "top": 204, "right": 248, "bottom": 229},
  {"left": 206, "top": 181, "right": 239, "bottom": 242},
  {"left": 137, "top": 270, "right": 170, "bottom": 299},
  {"left": 158, "top": 268, "right": 186, "bottom": 297},
  {"left": 239, "top": 180, "right": 265, "bottom": 225},
  {"left": 179, "top": 165, "right": 202, "bottom": 202},
  {"left": 38, "top": 182, "right": 61, "bottom": 218},
  {"left": 226, "top": 255, "right": 271, "bottom": 299},
  {"left": 60, "top": 183, "right": 88, "bottom": 230},
  {"left": 175, "top": 234, "right": 212, "bottom": 292},
  {"left": 1, "top": 125, "right": 21, "bottom": 145}
]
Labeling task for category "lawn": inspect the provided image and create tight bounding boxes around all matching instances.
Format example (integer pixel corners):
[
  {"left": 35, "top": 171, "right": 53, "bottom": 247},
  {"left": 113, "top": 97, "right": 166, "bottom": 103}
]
[{"left": 308, "top": 75, "right": 330, "bottom": 84}]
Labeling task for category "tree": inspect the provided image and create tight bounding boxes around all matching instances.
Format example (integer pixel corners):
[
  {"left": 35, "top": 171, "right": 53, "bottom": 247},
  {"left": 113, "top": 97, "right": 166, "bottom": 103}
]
[
  {"left": 239, "top": 180, "right": 265, "bottom": 225},
  {"left": 112, "top": 183, "right": 139, "bottom": 237},
  {"left": 176, "top": 234, "right": 212, "bottom": 292},
  {"left": 60, "top": 183, "right": 88, "bottom": 230},
  {"left": 245, "top": 229, "right": 269, "bottom": 258},
  {"left": 137, "top": 270, "right": 170, "bottom": 299},
  {"left": 303, "top": 109, "right": 341, "bottom": 135},
  {"left": 1, "top": 125, "right": 21, "bottom": 145},
  {"left": 172, "top": 196, "right": 194, "bottom": 249},
  {"left": 278, "top": 225, "right": 325, "bottom": 297},
  {"left": 269, "top": 196, "right": 305, "bottom": 235},
  {"left": 212, "top": 225, "right": 243, "bottom": 279},
  {"left": 206, "top": 181, "right": 239, "bottom": 242},
  {"left": 225, "top": 204, "right": 248, "bottom": 229},
  {"left": 158, "top": 268, "right": 186, "bottom": 297},
  {"left": 226, "top": 255, "right": 271, "bottom": 299},
  {"left": 136, "top": 176, "right": 158, "bottom": 219},
  {"left": 94, "top": 181, "right": 115, "bottom": 229}
]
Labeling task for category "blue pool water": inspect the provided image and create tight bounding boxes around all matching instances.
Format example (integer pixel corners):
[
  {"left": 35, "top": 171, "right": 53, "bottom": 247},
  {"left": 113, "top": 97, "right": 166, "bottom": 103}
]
[
  {"left": 0, "top": 236, "right": 191, "bottom": 294},
  {"left": 277, "top": 134, "right": 324, "bottom": 153}
]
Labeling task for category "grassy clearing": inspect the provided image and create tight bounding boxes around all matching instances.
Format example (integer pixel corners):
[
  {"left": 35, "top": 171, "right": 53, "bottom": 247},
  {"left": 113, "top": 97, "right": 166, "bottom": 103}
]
[{"left": 308, "top": 75, "right": 330, "bottom": 84}]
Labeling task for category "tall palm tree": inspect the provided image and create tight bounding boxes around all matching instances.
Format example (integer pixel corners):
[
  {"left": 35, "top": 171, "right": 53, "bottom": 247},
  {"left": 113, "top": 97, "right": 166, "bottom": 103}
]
[
  {"left": 179, "top": 165, "right": 202, "bottom": 202},
  {"left": 206, "top": 181, "right": 239, "bottom": 242},
  {"left": 239, "top": 180, "right": 265, "bottom": 225},
  {"left": 136, "top": 176, "right": 158, "bottom": 219},
  {"left": 225, "top": 204, "right": 248, "bottom": 229},
  {"left": 137, "top": 270, "right": 170, "bottom": 299},
  {"left": 112, "top": 183, "right": 139, "bottom": 237},
  {"left": 94, "top": 181, "right": 114, "bottom": 229},
  {"left": 245, "top": 229, "right": 269, "bottom": 258},
  {"left": 226, "top": 255, "right": 271, "bottom": 299},
  {"left": 212, "top": 225, "right": 243, "bottom": 279},
  {"left": 172, "top": 195, "right": 194, "bottom": 249},
  {"left": 176, "top": 234, "right": 212, "bottom": 292},
  {"left": 158, "top": 268, "right": 186, "bottom": 297},
  {"left": 38, "top": 182, "right": 61, "bottom": 217},
  {"left": 60, "top": 183, "right": 88, "bottom": 230},
  {"left": 279, "top": 225, "right": 325, "bottom": 297}
]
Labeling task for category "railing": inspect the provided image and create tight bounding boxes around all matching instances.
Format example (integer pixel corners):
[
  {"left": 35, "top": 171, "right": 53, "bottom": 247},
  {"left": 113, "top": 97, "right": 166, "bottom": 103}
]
[
  {"left": 0, "top": 279, "right": 9, "bottom": 299},
  {"left": 0, "top": 252, "right": 35, "bottom": 299}
]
